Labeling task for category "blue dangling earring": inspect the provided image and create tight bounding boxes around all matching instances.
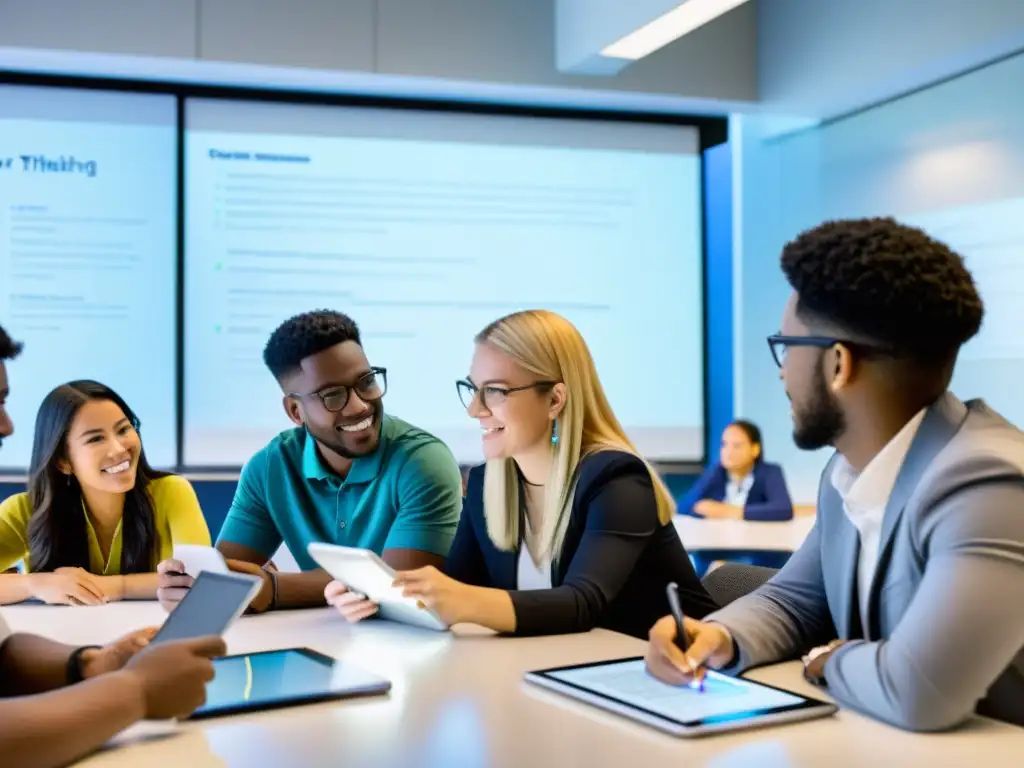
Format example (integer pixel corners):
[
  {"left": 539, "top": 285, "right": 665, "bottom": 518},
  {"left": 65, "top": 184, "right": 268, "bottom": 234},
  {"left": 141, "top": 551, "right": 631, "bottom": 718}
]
[{"left": 551, "top": 419, "right": 559, "bottom": 446}]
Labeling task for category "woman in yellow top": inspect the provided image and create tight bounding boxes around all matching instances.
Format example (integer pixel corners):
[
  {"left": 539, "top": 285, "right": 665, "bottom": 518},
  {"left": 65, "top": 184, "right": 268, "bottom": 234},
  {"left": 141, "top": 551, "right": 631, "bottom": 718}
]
[{"left": 0, "top": 380, "right": 210, "bottom": 605}]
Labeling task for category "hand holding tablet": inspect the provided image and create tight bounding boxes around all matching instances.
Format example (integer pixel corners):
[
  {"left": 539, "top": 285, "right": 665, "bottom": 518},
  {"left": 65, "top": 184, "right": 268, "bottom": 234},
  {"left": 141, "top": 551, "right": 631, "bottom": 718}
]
[
  {"left": 156, "top": 558, "right": 194, "bottom": 613},
  {"left": 308, "top": 543, "right": 449, "bottom": 632},
  {"left": 147, "top": 565, "right": 393, "bottom": 721},
  {"left": 122, "top": 635, "right": 227, "bottom": 720},
  {"left": 172, "top": 544, "right": 231, "bottom": 578},
  {"left": 157, "top": 545, "right": 232, "bottom": 613},
  {"left": 325, "top": 579, "right": 380, "bottom": 623},
  {"left": 151, "top": 571, "right": 262, "bottom": 645}
]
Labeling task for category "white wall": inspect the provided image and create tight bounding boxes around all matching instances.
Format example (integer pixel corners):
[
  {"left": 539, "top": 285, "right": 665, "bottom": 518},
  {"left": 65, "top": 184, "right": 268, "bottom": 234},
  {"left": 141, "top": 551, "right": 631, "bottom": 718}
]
[
  {"left": 736, "top": 51, "right": 1024, "bottom": 502},
  {"left": 758, "top": 0, "right": 1024, "bottom": 118},
  {"left": 9, "top": 1, "right": 1024, "bottom": 122},
  {"left": 732, "top": 114, "right": 822, "bottom": 501},
  {"left": 0, "top": 0, "right": 758, "bottom": 104}
]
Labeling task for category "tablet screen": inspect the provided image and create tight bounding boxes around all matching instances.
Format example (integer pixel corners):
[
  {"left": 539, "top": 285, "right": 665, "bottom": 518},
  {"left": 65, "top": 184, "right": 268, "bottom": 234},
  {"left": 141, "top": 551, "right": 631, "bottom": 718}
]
[
  {"left": 191, "top": 648, "right": 390, "bottom": 719},
  {"left": 151, "top": 571, "right": 259, "bottom": 644},
  {"left": 541, "top": 658, "right": 809, "bottom": 726}
]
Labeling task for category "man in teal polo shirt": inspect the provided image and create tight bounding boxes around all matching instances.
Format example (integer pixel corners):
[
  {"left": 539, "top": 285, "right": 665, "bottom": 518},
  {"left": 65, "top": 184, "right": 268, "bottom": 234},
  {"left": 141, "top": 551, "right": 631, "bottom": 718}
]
[{"left": 157, "top": 310, "right": 463, "bottom": 612}]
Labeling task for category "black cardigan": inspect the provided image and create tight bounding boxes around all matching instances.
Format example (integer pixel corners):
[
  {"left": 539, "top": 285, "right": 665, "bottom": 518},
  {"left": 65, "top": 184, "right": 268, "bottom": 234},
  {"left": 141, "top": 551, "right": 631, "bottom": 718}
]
[{"left": 444, "top": 450, "right": 718, "bottom": 639}]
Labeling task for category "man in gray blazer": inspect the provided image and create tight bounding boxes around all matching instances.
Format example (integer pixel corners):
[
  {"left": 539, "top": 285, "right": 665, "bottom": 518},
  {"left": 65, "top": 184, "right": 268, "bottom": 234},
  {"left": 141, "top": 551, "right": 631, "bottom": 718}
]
[{"left": 647, "top": 217, "right": 1024, "bottom": 731}]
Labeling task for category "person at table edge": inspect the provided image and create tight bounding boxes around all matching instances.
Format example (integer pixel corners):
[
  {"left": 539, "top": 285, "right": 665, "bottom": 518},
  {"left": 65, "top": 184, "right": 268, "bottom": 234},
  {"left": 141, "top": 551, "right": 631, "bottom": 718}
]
[
  {"left": 646, "top": 217, "right": 1024, "bottom": 731},
  {"left": 680, "top": 419, "right": 794, "bottom": 521},
  {"left": 157, "top": 309, "right": 463, "bottom": 613},
  {"left": 329, "top": 309, "right": 718, "bottom": 638},
  {"left": 0, "top": 323, "right": 227, "bottom": 768}
]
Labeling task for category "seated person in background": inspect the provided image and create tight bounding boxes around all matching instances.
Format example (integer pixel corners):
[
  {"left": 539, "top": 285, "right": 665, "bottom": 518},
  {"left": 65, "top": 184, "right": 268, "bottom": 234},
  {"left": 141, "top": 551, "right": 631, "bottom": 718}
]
[
  {"left": 158, "top": 309, "right": 463, "bottom": 613},
  {"left": 0, "top": 380, "right": 210, "bottom": 605},
  {"left": 0, "top": 323, "right": 227, "bottom": 768},
  {"left": 328, "top": 310, "right": 718, "bottom": 638},
  {"left": 646, "top": 218, "right": 1024, "bottom": 731},
  {"left": 681, "top": 420, "right": 794, "bottom": 521}
]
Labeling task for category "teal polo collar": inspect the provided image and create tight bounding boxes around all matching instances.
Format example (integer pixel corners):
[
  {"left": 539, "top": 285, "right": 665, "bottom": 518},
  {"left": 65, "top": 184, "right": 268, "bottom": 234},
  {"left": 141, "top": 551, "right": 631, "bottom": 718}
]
[{"left": 300, "top": 415, "right": 391, "bottom": 484}]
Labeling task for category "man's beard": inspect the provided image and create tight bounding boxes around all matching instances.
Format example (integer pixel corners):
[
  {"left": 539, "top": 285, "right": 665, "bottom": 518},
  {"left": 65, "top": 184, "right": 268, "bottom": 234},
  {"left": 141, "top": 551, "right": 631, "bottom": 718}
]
[
  {"left": 792, "top": 365, "right": 846, "bottom": 451},
  {"left": 307, "top": 402, "right": 382, "bottom": 459}
]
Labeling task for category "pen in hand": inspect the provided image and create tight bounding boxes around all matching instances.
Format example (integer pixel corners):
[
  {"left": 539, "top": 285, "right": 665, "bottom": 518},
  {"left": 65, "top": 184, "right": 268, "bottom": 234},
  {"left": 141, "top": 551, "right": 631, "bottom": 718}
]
[{"left": 666, "top": 581, "right": 704, "bottom": 692}]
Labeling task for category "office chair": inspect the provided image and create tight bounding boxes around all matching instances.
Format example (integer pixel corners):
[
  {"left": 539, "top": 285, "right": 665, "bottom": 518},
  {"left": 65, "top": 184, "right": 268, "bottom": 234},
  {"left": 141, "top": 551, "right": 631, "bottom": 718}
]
[{"left": 701, "top": 563, "right": 779, "bottom": 608}]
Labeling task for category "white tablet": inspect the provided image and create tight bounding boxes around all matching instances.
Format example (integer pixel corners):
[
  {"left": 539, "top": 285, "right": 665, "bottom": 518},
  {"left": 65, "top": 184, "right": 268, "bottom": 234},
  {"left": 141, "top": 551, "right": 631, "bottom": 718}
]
[
  {"left": 173, "top": 544, "right": 231, "bottom": 578},
  {"left": 307, "top": 543, "right": 449, "bottom": 632},
  {"left": 525, "top": 657, "right": 837, "bottom": 738}
]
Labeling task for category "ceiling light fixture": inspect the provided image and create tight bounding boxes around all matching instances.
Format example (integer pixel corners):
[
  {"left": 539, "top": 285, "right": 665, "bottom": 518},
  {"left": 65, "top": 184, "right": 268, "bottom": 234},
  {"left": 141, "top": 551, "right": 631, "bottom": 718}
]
[{"left": 601, "top": 0, "right": 751, "bottom": 60}]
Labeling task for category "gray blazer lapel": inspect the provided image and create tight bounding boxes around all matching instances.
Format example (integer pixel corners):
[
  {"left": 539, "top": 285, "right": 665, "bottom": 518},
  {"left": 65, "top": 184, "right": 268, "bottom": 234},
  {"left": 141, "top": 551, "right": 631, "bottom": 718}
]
[
  {"left": 837, "top": 514, "right": 862, "bottom": 639},
  {"left": 865, "top": 392, "right": 968, "bottom": 636},
  {"left": 818, "top": 461, "right": 861, "bottom": 639}
]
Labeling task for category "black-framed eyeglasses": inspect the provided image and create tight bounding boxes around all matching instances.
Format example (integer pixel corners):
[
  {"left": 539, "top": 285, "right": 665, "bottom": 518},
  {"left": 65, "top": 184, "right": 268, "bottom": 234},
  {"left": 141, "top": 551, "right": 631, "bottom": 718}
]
[
  {"left": 456, "top": 379, "right": 557, "bottom": 410},
  {"left": 767, "top": 334, "right": 891, "bottom": 368},
  {"left": 289, "top": 367, "right": 387, "bottom": 412}
]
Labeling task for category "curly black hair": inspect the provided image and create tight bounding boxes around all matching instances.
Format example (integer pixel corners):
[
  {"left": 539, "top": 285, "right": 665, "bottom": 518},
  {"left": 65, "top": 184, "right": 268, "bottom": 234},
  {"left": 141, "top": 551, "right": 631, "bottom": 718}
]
[
  {"left": 0, "top": 324, "right": 23, "bottom": 361},
  {"left": 263, "top": 310, "right": 361, "bottom": 380},
  {"left": 781, "top": 217, "right": 983, "bottom": 365}
]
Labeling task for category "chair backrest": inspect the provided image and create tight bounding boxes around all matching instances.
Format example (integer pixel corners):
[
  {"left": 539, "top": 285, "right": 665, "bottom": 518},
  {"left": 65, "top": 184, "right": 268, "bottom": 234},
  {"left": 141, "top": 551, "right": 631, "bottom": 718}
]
[{"left": 701, "top": 563, "right": 779, "bottom": 608}]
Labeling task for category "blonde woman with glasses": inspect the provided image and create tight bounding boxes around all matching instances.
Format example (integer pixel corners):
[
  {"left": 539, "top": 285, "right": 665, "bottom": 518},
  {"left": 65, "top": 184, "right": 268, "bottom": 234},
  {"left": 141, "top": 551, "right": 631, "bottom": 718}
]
[{"left": 327, "top": 310, "right": 716, "bottom": 637}]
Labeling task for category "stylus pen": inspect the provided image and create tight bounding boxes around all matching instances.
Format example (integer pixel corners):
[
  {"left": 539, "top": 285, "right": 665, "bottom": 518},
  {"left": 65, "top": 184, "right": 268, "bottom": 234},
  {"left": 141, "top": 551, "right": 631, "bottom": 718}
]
[{"left": 666, "top": 582, "right": 704, "bottom": 692}]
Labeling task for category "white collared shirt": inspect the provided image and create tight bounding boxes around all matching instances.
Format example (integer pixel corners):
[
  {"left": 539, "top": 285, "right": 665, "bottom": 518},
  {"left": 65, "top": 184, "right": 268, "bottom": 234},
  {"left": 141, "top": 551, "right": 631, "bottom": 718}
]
[
  {"left": 725, "top": 472, "right": 755, "bottom": 507},
  {"left": 0, "top": 610, "right": 10, "bottom": 646},
  {"left": 830, "top": 409, "right": 926, "bottom": 632}
]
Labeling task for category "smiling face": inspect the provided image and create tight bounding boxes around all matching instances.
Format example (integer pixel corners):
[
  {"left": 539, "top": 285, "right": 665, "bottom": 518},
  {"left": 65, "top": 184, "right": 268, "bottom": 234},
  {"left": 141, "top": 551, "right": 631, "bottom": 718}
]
[
  {"left": 61, "top": 398, "right": 142, "bottom": 494},
  {"left": 464, "top": 342, "right": 564, "bottom": 461},
  {"left": 282, "top": 340, "right": 384, "bottom": 459}
]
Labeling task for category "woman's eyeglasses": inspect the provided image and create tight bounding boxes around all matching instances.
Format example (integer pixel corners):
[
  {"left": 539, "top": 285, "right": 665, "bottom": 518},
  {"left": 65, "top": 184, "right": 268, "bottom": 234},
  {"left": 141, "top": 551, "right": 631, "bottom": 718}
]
[{"left": 456, "top": 379, "right": 556, "bottom": 410}]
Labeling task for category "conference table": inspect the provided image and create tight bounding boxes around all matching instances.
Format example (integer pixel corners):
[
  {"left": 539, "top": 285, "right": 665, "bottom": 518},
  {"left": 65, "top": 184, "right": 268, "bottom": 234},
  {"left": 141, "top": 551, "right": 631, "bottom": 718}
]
[{"left": 5, "top": 604, "right": 1022, "bottom": 767}]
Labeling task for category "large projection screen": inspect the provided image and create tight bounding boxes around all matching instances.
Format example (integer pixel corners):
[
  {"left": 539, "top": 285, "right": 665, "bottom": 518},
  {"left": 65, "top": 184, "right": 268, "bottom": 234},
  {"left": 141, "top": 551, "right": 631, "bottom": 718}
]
[
  {"left": 184, "top": 98, "right": 704, "bottom": 467},
  {"left": 0, "top": 85, "right": 178, "bottom": 469}
]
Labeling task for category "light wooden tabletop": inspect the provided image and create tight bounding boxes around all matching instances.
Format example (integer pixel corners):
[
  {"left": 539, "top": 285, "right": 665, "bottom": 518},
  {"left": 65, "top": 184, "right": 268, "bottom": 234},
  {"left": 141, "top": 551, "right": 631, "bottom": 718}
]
[
  {"left": 4, "top": 603, "right": 1021, "bottom": 767},
  {"left": 4, "top": 606, "right": 1019, "bottom": 768}
]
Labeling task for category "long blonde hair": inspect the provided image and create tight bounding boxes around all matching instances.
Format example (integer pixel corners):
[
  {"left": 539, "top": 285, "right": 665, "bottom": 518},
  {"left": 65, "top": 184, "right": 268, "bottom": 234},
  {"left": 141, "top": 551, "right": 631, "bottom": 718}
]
[{"left": 477, "top": 310, "right": 676, "bottom": 561}]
